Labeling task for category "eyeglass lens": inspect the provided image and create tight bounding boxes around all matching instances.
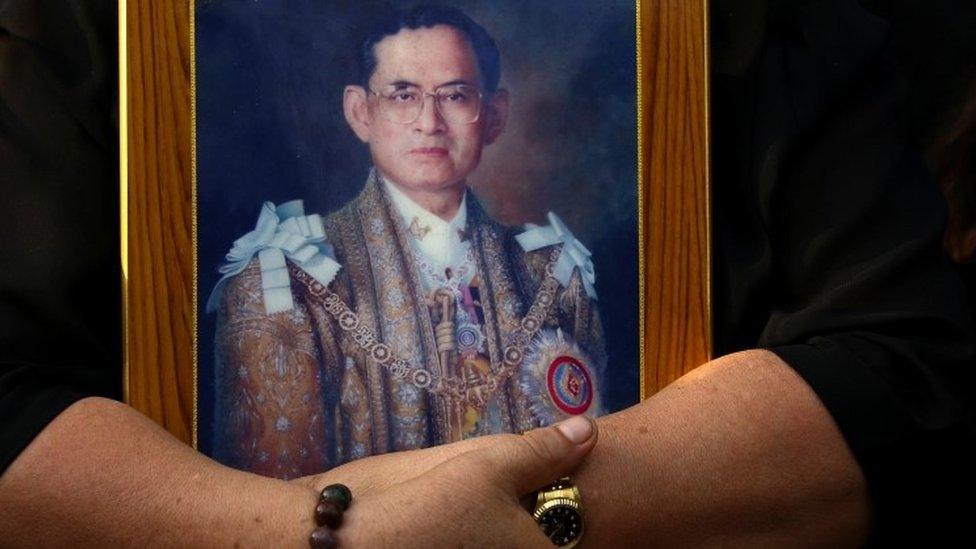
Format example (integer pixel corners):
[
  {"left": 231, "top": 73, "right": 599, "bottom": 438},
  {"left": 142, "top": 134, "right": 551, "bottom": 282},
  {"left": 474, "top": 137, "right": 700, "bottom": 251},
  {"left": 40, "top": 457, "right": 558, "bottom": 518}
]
[{"left": 376, "top": 84, "right": 481, "bottom": 124}]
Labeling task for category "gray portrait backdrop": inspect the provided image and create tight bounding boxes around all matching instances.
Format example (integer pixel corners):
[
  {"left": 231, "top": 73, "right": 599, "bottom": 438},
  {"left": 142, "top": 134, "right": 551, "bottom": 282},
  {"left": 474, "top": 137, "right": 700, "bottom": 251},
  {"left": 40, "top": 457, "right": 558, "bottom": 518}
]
[{"left": 196, "top": 0, "right": 639, "bottom": 454}]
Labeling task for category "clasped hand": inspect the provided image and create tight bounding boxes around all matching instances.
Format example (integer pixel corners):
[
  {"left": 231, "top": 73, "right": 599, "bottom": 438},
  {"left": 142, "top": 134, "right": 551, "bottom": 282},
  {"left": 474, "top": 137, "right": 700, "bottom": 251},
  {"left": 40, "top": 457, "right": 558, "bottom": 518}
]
[{"left": 294, "top": 415, "right": 597, "bottom": 548}]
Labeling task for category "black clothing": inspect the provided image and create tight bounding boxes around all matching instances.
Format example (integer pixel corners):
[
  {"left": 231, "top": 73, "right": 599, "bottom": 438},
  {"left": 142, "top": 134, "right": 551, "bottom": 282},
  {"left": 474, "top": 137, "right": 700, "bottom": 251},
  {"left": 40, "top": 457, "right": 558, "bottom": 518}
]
[
  {"left": 1, "top": 0, "right": 972, "bottom": 544},
  {"left": 0, "top": 0, "right": 121, "bottom": 469},
  {"left": 711, "top": 1, "right": 975, "bottom": 544}
]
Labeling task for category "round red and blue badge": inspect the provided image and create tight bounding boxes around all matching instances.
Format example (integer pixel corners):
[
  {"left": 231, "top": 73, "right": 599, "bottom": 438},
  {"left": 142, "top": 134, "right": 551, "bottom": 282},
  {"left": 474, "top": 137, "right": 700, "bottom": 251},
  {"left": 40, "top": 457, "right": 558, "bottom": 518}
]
[
  {"left": 546, "top": 355, "right": 593, "bottom": 415},
  {"left": 519, "top": 329, "right": 603, "bottom": 424}
]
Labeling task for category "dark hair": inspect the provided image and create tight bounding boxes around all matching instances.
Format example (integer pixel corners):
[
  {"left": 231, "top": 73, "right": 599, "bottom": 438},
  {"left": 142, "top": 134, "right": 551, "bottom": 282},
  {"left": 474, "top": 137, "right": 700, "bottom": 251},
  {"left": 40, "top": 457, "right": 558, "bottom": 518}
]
[
  {"left": 358, "top": 4, "right": 501, "bottom": 93},
  {"left": 934, "top": 80, "right": 976, "bottom": 261}
]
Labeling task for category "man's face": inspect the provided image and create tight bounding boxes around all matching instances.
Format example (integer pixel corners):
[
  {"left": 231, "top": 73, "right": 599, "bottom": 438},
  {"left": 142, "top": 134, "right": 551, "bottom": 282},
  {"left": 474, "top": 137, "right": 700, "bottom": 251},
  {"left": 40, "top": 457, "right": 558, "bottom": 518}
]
[{"left": 346, "top": 25, "right": 506, "bottom": 194}]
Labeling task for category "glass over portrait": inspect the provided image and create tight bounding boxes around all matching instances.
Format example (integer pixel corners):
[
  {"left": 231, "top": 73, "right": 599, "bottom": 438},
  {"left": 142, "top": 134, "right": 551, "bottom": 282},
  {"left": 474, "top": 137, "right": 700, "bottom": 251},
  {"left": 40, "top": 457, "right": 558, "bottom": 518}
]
[{"left": 195, "top": 1, "right": 640, "bottom": 478}]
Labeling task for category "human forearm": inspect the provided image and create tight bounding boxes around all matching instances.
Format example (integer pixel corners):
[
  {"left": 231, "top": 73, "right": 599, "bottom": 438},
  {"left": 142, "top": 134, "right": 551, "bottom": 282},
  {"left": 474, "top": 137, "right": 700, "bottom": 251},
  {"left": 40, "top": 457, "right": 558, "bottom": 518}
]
[
  {"left": 0, "top": 397, "right": 319, "bottom": 548},
  {"left": 575, "top": 349, "right": 871, "bottom": 547}
]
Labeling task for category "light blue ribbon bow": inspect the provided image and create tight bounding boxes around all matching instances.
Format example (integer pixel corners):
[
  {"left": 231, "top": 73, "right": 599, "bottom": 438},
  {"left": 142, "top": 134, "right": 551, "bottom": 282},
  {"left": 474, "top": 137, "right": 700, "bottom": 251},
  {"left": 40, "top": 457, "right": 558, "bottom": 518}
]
[
  {"left": 515, "top": 212, "right": 597, "bottom": 300},
  {"left": 205, "top": 200, "right": 341, "bottom": 314}
]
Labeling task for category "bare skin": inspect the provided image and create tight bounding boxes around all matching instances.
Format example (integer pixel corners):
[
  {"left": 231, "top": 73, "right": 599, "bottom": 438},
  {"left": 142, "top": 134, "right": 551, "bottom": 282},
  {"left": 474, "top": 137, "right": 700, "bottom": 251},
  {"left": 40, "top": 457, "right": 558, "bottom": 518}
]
[
  {"left": 299, "top": 349, "right": 872, "bottom": 548},
  {"left": 1, "top": 349, "right": 870, "bottom": 547},
  {"left": 0, "top": 397, "right": 319, "bottom": 547}
]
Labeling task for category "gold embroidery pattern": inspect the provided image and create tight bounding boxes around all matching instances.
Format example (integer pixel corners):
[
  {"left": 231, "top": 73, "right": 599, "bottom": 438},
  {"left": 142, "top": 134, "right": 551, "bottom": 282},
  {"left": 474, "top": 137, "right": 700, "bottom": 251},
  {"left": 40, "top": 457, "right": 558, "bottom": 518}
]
[
  {"left": 214, "top": 172, "right": 608, "bottom": 474},
  {"left": 214, "top": 261, "right": 332, "bottom": 477}
]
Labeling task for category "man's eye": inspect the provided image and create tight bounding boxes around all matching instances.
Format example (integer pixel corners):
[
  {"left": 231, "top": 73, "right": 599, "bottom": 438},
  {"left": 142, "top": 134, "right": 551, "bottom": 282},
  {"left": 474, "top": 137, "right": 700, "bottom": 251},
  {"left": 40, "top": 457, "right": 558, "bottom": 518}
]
[
  {"left": 443, "top": 92, "right": 468, "bottom": 103},
  {"left": 390, "top": 92, "right": 418, "bottom": 103}
]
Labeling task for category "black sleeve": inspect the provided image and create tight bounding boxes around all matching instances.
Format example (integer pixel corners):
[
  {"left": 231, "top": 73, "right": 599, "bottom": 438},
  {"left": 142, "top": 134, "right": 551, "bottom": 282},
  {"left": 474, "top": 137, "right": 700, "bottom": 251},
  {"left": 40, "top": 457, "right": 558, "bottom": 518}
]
[
  {"left": 0, "top": 0, "right": 120, "bottom": 474},
  {"left": 712, "top": 0, "right": 975, "bottom": 544}
]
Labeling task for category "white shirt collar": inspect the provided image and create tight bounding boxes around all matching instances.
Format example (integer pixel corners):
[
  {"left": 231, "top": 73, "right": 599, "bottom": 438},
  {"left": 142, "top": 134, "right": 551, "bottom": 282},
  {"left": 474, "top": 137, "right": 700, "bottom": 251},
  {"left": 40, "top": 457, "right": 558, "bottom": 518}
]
[
  {"left": 381, "top": 174, "right": 471, "bottom": 276},
  {"left": 382, "top": 176, "right": 466, "bottom": 234}
]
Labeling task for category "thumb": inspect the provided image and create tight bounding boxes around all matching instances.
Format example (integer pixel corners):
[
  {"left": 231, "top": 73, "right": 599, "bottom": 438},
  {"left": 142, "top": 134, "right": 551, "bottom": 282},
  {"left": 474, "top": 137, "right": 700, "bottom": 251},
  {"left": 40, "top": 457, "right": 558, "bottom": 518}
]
[{"left": 481, "top": 415, "right": 598, "bottom": 495}]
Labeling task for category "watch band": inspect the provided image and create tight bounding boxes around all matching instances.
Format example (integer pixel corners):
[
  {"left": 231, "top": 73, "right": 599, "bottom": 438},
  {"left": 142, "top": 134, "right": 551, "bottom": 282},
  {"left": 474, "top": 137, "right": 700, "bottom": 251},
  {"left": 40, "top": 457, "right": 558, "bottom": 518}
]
[{"left": 535, "top": 477, "right": 581, "bottom": 507}]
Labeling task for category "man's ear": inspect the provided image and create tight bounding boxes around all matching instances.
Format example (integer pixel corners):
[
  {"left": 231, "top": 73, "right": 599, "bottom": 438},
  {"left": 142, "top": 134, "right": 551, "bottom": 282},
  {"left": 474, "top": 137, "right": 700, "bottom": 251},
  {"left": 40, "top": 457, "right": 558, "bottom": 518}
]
[
  {"left": 483, "top": 89, "right": 509, "bottom": 145},
  {"left": 343, "top": 85, "right": 371, "bottom": 143}
]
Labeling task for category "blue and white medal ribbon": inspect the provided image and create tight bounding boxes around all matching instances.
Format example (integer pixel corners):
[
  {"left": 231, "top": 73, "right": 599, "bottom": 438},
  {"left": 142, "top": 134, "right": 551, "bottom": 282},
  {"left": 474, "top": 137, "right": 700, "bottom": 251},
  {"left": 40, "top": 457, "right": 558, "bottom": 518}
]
[
  {"left": 515, "top": 212, "right": 597, "bottom": 300},
  {"left": 206, "top": 200, "right": 341, "bottom": 315}
]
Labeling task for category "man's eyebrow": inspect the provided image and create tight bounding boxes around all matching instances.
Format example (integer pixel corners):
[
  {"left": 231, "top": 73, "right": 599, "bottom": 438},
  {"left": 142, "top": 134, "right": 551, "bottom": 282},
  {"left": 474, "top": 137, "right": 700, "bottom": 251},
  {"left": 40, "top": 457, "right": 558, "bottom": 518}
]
[
  {"left": 382, "top": 79, "right": 477, "bottom": 89},
  {"left": 438, "top": 79, "right": 476, "bottom": 88},
  {"left": 387, "top": 80, "right": 419, "bottom": 89}
]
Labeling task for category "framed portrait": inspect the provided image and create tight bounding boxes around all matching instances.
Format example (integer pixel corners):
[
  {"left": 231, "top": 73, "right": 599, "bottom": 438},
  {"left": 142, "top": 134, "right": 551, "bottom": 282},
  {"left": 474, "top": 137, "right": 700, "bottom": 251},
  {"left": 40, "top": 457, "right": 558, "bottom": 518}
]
[{"left": 122, "top": 0, "right": 710, "bottom": 475}]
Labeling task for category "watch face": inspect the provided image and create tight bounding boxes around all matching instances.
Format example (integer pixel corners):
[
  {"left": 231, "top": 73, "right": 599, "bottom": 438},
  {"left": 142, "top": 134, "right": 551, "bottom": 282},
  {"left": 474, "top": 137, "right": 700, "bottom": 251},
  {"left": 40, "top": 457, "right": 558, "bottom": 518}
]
[{"left": 538, "top": 504, "right": 583, "bottom": 546}]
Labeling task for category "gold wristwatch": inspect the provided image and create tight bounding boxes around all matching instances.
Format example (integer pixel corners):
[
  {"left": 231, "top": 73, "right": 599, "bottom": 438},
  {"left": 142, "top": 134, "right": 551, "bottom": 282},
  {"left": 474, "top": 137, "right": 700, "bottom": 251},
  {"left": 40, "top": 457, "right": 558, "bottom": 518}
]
[{"left": 532, "top": 477, "right": 584, "bottom": 547}]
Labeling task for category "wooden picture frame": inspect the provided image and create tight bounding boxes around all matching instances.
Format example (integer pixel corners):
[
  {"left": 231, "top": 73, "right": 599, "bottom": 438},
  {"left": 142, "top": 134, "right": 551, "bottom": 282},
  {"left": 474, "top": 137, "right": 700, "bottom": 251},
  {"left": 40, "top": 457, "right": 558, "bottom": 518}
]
[{"left": 121, "top": 0, "right": 711, "bottom": 454}]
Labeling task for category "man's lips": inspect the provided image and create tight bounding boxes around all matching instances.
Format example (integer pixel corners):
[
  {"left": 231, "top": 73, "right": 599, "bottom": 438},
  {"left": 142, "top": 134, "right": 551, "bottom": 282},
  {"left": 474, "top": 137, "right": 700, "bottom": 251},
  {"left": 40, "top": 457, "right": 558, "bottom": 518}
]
[{"left": 410, "top": 147, "right": 449, "bottom": 157}]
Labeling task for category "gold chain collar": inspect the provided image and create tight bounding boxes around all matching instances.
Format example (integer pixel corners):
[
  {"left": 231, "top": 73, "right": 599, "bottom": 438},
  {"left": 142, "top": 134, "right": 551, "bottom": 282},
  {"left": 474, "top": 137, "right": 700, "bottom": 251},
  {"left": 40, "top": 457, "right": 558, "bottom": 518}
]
[{"left": 288, "top": 246, "right": 562, "bottom": 408}]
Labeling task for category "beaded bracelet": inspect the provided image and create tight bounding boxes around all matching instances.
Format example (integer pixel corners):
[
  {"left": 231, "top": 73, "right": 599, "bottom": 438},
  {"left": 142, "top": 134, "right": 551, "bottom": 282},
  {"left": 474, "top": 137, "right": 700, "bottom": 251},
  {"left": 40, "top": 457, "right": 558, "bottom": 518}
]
[{"left": 309, "top": 483, "right": 353, "bottom": 548}]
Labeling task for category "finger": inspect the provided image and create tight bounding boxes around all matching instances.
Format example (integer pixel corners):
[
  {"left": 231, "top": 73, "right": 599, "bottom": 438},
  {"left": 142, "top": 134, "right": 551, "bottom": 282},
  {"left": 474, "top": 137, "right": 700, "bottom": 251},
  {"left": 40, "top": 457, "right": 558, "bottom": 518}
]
[{"left": 478, "top": 415, "right": 598, "bottom": 495}]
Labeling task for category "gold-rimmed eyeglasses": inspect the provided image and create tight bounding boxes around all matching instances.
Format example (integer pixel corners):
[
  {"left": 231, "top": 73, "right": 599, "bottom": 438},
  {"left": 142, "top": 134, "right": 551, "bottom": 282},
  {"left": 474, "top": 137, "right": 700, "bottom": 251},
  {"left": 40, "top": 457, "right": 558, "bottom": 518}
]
[{"left": 368, "top": 84, "right": 483, "bottom": 125}]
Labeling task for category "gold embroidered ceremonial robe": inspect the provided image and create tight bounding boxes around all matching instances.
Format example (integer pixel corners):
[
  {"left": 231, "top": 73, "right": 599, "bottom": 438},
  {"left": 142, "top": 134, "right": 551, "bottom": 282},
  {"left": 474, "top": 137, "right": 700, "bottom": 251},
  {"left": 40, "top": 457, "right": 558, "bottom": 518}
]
[{"left": 212, "top": 172, "right": 606, "bottom": 479}]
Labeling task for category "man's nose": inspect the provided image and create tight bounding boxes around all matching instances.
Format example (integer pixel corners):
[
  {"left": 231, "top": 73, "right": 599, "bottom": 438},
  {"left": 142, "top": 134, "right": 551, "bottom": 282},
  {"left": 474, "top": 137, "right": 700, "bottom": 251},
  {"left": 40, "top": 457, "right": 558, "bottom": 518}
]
[{"left": 414, "top": 93, "right": 446, "bottom": 134}]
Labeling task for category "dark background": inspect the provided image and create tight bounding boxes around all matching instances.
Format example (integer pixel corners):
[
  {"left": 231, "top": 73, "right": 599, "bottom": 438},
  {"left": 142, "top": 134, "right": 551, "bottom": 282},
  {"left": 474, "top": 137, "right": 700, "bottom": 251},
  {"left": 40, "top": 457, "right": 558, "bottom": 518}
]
[
  {"left": 195, "top": 0, "right": 639, "bottom": 453},
  {"left": 711, "top": 0, "right": 976, "bottom": 162}
]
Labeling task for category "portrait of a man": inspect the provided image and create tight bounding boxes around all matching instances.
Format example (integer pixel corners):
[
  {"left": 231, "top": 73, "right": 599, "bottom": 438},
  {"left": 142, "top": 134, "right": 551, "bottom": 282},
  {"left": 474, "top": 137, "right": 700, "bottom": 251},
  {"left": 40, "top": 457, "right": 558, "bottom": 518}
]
[{"left": 196, "top": 2, "right": 638, "bottom": 478}]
